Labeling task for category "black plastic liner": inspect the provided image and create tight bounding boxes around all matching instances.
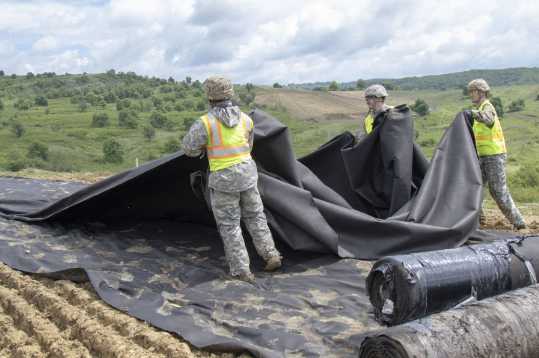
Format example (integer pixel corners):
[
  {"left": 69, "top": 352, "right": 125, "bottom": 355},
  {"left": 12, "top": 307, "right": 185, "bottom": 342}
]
[
  {"left": 366, "top": 236, "right": 539, "bottom": 325},
  {"left": 0, "top": 109, "right": 505, "bottom": 357},
  {"left": 357, "top": 284, "right": 539, "bottom": 358}
]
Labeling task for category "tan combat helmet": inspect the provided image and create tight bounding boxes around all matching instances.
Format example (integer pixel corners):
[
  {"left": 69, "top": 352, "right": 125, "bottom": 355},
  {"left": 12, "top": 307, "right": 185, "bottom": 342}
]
[
  {"left": 203, "top": 76, "right": 235, "bottom": 101},
  {"left": 364, "top": 84, "right": 388, "bottom": 98},
  {"left": 467, "top": 79, "right": 490, "bottom": 94}
]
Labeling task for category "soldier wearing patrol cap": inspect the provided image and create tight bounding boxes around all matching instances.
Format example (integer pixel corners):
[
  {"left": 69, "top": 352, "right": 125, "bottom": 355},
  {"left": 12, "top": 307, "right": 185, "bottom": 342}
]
[
  {"left": 182, "top": 76, "right": 282, "bottom": 283},
  {"left": 467, "top": 78, "right": 526, "bottom": 230},
  {"left": 356, "top": 84, "right": 391, "bottom": 141}
]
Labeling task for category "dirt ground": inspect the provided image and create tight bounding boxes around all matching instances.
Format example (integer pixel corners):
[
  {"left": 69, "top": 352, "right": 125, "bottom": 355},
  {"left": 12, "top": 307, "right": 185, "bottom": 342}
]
[{"left": 0, "top": 262, "right": 253, "bottom": 358}]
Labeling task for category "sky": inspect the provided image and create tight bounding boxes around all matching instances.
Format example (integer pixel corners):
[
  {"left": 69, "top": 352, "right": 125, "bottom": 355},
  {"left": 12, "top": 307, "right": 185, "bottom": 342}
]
[{"left": 1, "top": 0, "right": 539, "bottom": 84}]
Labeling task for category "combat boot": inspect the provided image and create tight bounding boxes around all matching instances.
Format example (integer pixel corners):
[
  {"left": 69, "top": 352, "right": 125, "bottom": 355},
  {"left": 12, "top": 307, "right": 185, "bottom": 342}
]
[
  {"left": 237, "top": 272, "right": 256, "bottom": 284},
  {"left": 264, "top": 256, "right": 282, "bottom": 272}
]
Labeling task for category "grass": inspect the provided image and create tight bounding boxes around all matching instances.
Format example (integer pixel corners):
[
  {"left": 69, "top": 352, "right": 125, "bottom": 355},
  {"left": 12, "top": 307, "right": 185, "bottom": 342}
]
[{"left": 1, "top": 73, "right": 538, "bottom": 209}]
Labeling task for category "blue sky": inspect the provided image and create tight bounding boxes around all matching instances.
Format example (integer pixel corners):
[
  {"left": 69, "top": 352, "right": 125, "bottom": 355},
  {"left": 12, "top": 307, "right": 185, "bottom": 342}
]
[{"left": 1, "top": 0, "right": 538, "bottom": 84}]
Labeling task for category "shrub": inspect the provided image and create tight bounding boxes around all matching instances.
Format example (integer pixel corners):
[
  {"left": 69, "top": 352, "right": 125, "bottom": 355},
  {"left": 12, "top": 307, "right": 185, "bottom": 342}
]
[
  {"left": 510, "top": 165, "right": 539, "bottom": 188},
  {"left": 116, "top": 99, "right": 132, "bottom": 111},
  {"left": 196, "top": 100, "right": 206, "bottom": 111},
  {"left": 78, "top": 101, "right": 90, "bottom": 112},
  {"left": 34, "top": 96, "right": 48, "bottom": 106},
  {"left": 411, "top": 99, "right": 430, "bottom": 116},
  {"left": 149, "top": 111, "right": 172, "bottom": 130},
  {"left": 91, "top": 112, "right": 110, "bottom": 127},
  {"left": 14, "top": 98, "right": 32, "bottom": 110},
  {"left": 10, "top": 121, "right": 25, "bottom": 138},
  {"left": 27, "top": 142, "right": 49, "bottom": 161},
  {"left": 0, "top": 99, "right": 3, "bottom": 111},
  {"left": 182, "top": 99, "right": 194, "bottom": 110},
  {"left": 328, "top": 81, "right": 339, "bottom": 91},
  {"left": 239, "top": 91, "right": 255, "bottom": 106},
  {"left": 103, "top": 139, "right": 124, "bottom": 163},
  {"left": 142, "top": 125, "right": 156, "bottom": 141},
  {"left": 273, "top": 82, "right": 283, "bottom": 88},
  {"left": 490, "top": 97, "right": 504, "bottom": 118},
  {"left": 507, "top": 99, "right": 525, "bottom": 112},
  {"left": 5, "top": 152, "right": 27, "bottom": 171},
  {"left": 118, "top": 110, "right": 139, "bottom": 129}
]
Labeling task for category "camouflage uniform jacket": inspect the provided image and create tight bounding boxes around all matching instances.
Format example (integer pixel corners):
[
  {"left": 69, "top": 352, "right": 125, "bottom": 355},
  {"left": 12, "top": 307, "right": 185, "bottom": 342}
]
[
  {"left": 472, "top": 100, "right": 496, "bottom": 127},
  {"left": 356, "top": 104, "right": 391, "bottom": 141},
  {"left": 182, "top": 101, "right": 258, "bottom": 193}
]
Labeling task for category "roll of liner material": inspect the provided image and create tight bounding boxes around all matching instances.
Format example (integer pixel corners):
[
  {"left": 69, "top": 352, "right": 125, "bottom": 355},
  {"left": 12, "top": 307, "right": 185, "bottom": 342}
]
[{"left": 366, "top": 237, "right": 539, "bottom": 326}]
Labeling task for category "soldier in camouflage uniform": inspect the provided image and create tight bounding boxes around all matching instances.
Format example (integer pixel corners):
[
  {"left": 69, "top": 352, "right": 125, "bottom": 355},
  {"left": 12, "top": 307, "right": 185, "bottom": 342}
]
[
  {"left": 467, "top": 79, "right": 526, "bottom": 230},
  {"left": 356, "top": 84, "right": 391, "bottom": 141},
  {"left": 182, "top": 76, "right": 282, "bottom": 283}
]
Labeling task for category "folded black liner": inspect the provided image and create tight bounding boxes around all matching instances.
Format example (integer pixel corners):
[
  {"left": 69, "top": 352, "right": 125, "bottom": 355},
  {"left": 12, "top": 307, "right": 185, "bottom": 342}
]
[{"left": 0, "top": 109, "right": 506, "bottom": 357}]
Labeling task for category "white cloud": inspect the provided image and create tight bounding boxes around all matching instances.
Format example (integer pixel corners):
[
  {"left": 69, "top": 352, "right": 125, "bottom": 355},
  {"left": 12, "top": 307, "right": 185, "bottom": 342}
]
[
  {"left": 0, "top": 0, "right": 538, "bottom": 83},
  {"left": 32, "top": 36, "right": 59, "bottom": 51}
]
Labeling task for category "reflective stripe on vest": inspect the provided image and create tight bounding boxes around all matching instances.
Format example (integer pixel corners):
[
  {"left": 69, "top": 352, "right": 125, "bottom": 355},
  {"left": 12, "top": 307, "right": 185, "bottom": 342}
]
[
  {"left": 201, "top": 112, "right": 252, "bottom": 172},
  {"left": 364, "top": 112, "right": 374, "bottom": 134},
  {"left": 472, "top": 100, "right": 507, "bottom": 157}
]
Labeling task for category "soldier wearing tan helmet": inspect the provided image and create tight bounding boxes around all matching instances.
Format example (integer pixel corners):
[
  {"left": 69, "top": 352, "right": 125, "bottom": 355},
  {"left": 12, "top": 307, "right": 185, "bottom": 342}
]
[
  {"left": 467, "top": 78, "right": 526, "bottom": 229},
  {"left": 357, "top": 84, "right": 391, "bottom": 141},
  {"left": 182, "top": 76, "right": 282, "bottom": 283}
]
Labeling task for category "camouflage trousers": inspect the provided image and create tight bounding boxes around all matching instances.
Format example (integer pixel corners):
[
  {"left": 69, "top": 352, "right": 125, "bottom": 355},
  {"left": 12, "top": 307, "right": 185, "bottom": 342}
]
[
  {"left": 210, "top": 185, "right": 281, "bottom": 276},
  {"left": 479, "top": 154, "right": 525, "bottom": 227}
]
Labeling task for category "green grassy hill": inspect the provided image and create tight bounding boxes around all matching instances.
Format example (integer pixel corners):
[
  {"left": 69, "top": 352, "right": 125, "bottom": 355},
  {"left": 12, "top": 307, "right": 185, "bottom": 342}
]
[{"left": 1, "top": 71, "right": 538, "bottom": 205}]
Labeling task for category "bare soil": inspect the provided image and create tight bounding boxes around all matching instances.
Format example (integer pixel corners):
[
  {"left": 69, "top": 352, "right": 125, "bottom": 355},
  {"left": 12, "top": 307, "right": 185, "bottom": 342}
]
[{"left": 0, "top": 263, "right": 250, "bottom": 358}]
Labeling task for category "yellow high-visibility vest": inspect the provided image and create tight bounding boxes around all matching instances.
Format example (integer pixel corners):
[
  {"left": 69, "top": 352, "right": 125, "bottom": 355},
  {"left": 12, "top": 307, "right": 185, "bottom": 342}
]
[
  {"left": 364, "top": 111, "right": 374, "bottom": 134},
  {"left": 472, "top": 100, "right": 507, "bottom": 157},
  {"left": 200, "top": 112, "right": 253, "bottom": 172}
]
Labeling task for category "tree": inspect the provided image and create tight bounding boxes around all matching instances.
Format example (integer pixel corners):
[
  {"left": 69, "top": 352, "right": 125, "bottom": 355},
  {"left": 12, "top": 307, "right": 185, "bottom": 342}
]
[
  {"left": 0, "top": 70, "right": 4, "bottom": 76},
  {"left": 185, "top": 76, "right": 192, "bottom": 85},
  {"left": 142, "top": 125, "right": 156, "bottom": 141},
  {"left": 273, "top": 82, "right": 283, "bottom": 88},
  {"left": 116, "top": 98, "right": 132, "bottom": 111},
  {"left": 14, "top": 98, "right": 32, "bottom": 110},
  {"left": 490, "top": 97, "right": 504, "bottom": 118},
  {"left": 78, "top": 101, "right": 90, "bottom": 112},
  {"left": 507, "top": 99, "right": 525, "bottom": 113},
  {"left": 239, "top": 91, "right": 255, "bottom": 106},
  {"left": 183, "top": 117, "right": 196, "bottom": 131},
  {"left": 382, "top": 81, "right": 396, "bottom": 90},
  {"left": 34, "top": 96, "right": 48, "bottom": 106},
  {"left": 245, "top": 83, "right": 254, "bottom": 92},
  {"left": 26, "top": 72, "right": 34, "bottom": 79},
  {"left": 168, "top": 76, "right": 175, "bottom": 83},
  {"left": 11, "top": 122, "right": 25, "bottom": 138},
  {"left": 356, "top": 79, "right": 367, "bottom": 90},
  {"left": 536, "top": 94, "right": 539, "bottom": 101},
  {"left": 91, "top": 112, "right": 110, "bottom": 127},
  {"left": 106, "top": 69, "right": 116, "bottom": 76},
  {"left": 103, "top": 139, "right": 124, "bottom": 163},
  {"left": 328, "top": 81, "right": 339, "bottom": 91},
  {"left": 27, "top": 142, "right": 49, "bottom": 161},
  {"left": 118, "top": 110, "right": 139, "bottom": 128},
  {"left": 196, "top": 100, "right": 206, "bottom": 111},
  {"left": 149, "top": 111, "right": 172, "bottom": 130},
  {"left": 461, "top": 85, "right": 468, "bottom": 97},
  {"left": 411, "top": 98, "right": 430, "bottom": 116}
]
